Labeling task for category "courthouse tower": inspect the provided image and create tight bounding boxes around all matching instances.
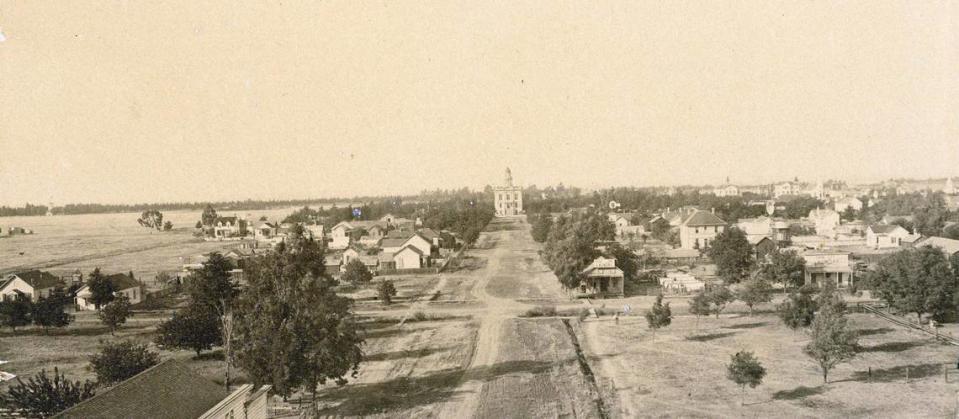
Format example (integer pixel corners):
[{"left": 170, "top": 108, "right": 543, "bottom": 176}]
[{"left": 494, "top": 167, "right": 523, "bottom": 216}]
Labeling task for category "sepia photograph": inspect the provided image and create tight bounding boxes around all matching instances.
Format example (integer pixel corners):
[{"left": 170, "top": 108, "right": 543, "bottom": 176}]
[{"left": 1, "top": 1, "right": 958, "bottom": 418}]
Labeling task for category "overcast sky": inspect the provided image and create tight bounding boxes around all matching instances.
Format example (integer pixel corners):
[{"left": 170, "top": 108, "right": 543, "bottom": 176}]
[{"left": 1, "top": 1, "right": 957, "bottom": 205}]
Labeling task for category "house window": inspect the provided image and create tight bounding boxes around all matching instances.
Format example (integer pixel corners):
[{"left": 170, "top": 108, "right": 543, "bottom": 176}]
[{"left": 695, "top": 228, "right": 699, "bottom": 234}]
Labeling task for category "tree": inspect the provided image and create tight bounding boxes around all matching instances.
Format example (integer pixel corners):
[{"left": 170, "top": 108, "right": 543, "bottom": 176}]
[
  {"left": 760, "top": 250, "right": 806, "bottom": 290},
  {"left": 85, "top": 268, "right": 116, "bottom": 310},
  {"left": 841, "top": 206, "right": 857, "bottom": 222},
  {"left": 736, "top": 278, "right": 772, "bottom": 316},
  {"left": 137, "top": 209, "right": 164, "bottom": 231},
  {"left": 155, "top": 305, "right": 222, "bottom": 357},
  {"left": 607, "top": 243, "right": 640, "bottom": 284},
  {"left": 688, "top": 291, "right": 712, "bottom": 329},
  {"left": 378, "top": 280, "right": 397, "bottom": 305},
  {"left": 187, "top": 252, "right": 238, "bottom": 388},
  {"left": 644, "top": 294, "right": 672, "bottom": 338},
  {"left": 0, "top": 368, "right": 96, "bottom": 418},
  {"left": 98, "top": 295, "right": 132, "bottom": 334},
  {"left": 779, "top": 286, "right": 818, "bottom": 330},
  {"left": 804, "top": 304, "right": 857, "bottom": 383},
  {"left": 0, "top": 292, "right": 32, "bottom": 332},
  {"left": 871, "top": 246, "right": 956, "bottom": 322},
  {"left": 32, "top": 289, "right": 73, "bottom": 332},
  {"left": 530, "top": 213, "right": 553, "bottom": 243},
  {"left": 341, "top": 259, "right": 373, "bottom": 283},
  {"left": 232, "top": 231, "right": 362, "bottom": 405},
  {"left": 163, "top": 220, "right": 173, "bottom": 231},
  {"left": 726, "top": 351, "right": 766, "bottom": 406},
  {"left": 201, "top": 204, "right": 219, "bottom": 227},
  {"left": 707, "top": 286, "right": 735, "bottom": 318},
  {"left": 89, "top": 341, "right": 160, "bottom": 386},
  {"left": 707, "top": 228, "right": 755, "bottom": 284},
  {"left": 815, "top": 281, "right": 846, "bottom": 314}
]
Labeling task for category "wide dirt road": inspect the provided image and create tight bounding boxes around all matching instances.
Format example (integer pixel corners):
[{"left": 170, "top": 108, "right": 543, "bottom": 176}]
[{"left": 436, "top": 217, "right": 602, "bottom": 419}]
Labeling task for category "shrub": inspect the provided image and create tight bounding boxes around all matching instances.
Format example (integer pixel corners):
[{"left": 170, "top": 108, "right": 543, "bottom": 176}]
[
  {"left": 0, "top": 368, "right": 96, "bottom": 417},
  {"left": 521, "top": 306, "right": 557, "bottom": 317},
  {"left": 89, "top": 341, "right": 160, "bottom": 386}
]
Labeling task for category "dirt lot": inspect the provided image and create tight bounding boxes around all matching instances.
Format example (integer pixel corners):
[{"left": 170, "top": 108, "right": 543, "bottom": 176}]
[
  {"left": 582, "top": 312, "right": 959, "bottom": 418},
  {"left": 0, "top": 208, "right": 297, "bottom": 281}
]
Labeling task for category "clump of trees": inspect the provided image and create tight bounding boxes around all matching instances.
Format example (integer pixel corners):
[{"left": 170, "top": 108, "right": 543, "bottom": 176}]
[
  {"left": 85, "top": 268, "right": 116, "bottom": 310},
  {"left": 137, "top": 209, "right": 166, "bottom": 231},
  {"left": 0, "top": 368, "right": 96, "bottom": 417},
  {"left": 89, "top": 341, "right": 160, "bottom": 386},
  {"left": 760, "top": 250, "right": 806, "bottom": 290},
  {"left": 540, "top": 210, "right": 615, "bottom": 290},
  {"left": 232, "top": 228, "right": 363, "bottom": 406},
  {"left": 0, "top": 292, "right": 33, "bottom": 332},
  {"left": 155, "top": 305, "right": 222, "bottom": 357},
  {"left": 736, "top": 278, "right": 772, "bottom": 316},
  {"left": 0, "top": 289, "right": 73, "bottom": 334},
  {"left": 341, "top": 259, "right": 373, "bottom": 283},
  {"left": 99, "top": 295, "right": 132, "bottom": 334},
  {"left": 869, "top": 246, "right": 956, "bottom": 323},
  {"left": 707, "top": 227, "right": 754, "bottom": 283}
]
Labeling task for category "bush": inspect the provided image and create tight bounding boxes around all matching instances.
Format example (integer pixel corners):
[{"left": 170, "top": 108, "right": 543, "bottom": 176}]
[
  {"left": 98, "top": 295, "right": 132, "bottom": 334},
  {"left": 377, "top": 280, "right": 397, "bottom": 306},
  {"left": 89, "top": 341, "right": 160, "bottom": 386},
  {"left": 411, "top": 311, "right": 428, "bottom": 322},
  {"left": 0, "top": 368, "right": 96, "bottom": 417},
  {"left": 521, "top": 306, "right": 557, "bottom": 317}
]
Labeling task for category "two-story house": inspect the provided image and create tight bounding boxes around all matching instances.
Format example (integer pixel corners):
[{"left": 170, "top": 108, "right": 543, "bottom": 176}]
[{"left": 679, "top": 210, "right": 727, "bottom": 250}]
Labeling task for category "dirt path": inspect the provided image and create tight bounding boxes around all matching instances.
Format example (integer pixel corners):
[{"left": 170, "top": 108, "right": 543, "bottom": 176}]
[{"left": 436, "top": 217, "right": 572, "bottom": 418}]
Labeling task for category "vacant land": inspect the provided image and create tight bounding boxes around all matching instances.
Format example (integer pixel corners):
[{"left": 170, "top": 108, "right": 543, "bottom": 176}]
[
  {"left": 582, "top": 312, "right": 959, "bottom": 418},
  {"left": 0, "top": 207, "right": 297, "bottom": 281}
]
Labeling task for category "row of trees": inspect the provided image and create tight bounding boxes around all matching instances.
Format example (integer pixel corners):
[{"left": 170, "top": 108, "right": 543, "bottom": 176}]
[{"left": 152, "top": 227, "right": 364, "bottom": 407}]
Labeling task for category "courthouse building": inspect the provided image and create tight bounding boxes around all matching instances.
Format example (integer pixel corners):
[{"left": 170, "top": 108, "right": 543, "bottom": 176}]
[{"left": 494, "top": 167, "right": 523, "bottom": 216}]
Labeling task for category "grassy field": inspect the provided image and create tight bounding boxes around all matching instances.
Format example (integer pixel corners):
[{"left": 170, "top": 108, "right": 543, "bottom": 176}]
[
  {"left": 583, "top": 312, "right": 959, "bottom": 418},
  {"left": 0, "top": 207, "right": 298, "bottom": 281}
]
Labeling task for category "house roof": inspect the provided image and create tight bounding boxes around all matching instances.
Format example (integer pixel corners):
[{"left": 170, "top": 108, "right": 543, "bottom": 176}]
[
  {"left": 397, "top": 244, "right": 425, "bottom": 256},
  {"left": 380, "top": 237, "right": 410, "bottom": 248},
  {"left": 682, "top": 210, "right": 727, "bottom": 227},
  {"left": 54, "top": 360, "right": 229, "bottom": 419},
  {"left": 581, "top": 257, "right": 624, "bottom": 278},
  {"left": 418, "top": 228, "right": 440, "bottom": 240},
  {"left": 915, "top": 237, "right": 959, "bottom": 255},
  {"left": 104, "top": 273, "right": 140, "bottom": 290},
  {"left": 746, "top": 235, "right": 773, "bottom": 245},
  {"left": 868, "top": 225, "right": 906, "bottom": 235},
  {"left": 7, "top": 270, "right": 62, "bottom": 290}
]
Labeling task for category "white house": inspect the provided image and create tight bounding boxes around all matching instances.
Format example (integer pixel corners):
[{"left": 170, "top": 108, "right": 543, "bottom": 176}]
[
  {"left": 807, "top": 208, "right": 840, "bottom": 237},
  {"left": 75, "top": 273, "right": 142, "bottom": 310},
  {"left": 802, "top": 250, "right": 853, "bottom": 289},
  {"left": 394, "top": 245, "right": 425, "bottom": 269},
  {"left": 713, "top": 184, "right": 740, "bottom": 197},
  {"left": 679, "top": 210, "right": 727, "bottom": 250},
  {"left": 833, "top": 197, "right": 863, "bottom": 213},
  {"left": 380, "top": 232, "right": 432, "bottom": 256},
  {"left": 607, "top": 213, "right": 646, "bottom": 239},
  {"left": 0, "top": 270, "right": 63, "bottom": 302},
  {"left": 774, "top": 182, "right": 803, "bottom": 198},
  {"left": 865, "top": 225, "right": 909, "bottom": 249},
  {"left": 211, "top": 216, "right": 248, "bottom": 239},
  {"left": 254, "top": 222, "right": 280, "bottom": 241}
]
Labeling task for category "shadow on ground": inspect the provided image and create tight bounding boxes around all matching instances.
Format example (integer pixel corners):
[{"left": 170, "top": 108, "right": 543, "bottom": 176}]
[
  {"left": 848, "top": 362, "right": 943, "bottom": 383},
  {"left": 364, "top": 347, "right": 451, "bottom": 362},
  {"left": 686, "top": 331, "right": 738, "bottom": 342},
  {"left": 773, "top": 385, "right": 826, "bottom": 400},
  {"left": 857, "top": 341, "right": 925, "bottom": 353},
  {"left": 315, "top": 360, "right": 552, "bottom": 416},
  {"left": 855, "top": 327, "right": 894, "bottom": 337},
  {"left": 725, "top": 322, "right": 768, "bottom": 329}
]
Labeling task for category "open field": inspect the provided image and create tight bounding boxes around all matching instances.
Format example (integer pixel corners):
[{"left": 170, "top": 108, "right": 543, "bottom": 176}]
[
  {"left": 0, "top": 207, "right": 299, "bottom": 281},
  {"left": 582, "top": 312, "right": 959, "bottom": 418}
]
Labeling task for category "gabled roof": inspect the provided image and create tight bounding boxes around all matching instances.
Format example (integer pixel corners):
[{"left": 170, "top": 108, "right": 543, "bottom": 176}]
[
  {"left": 104, "top": 273, "right": 140, "bottom": 290},
  {"left": 581, "top": 257, "right": 624, "bottom": 278},
  {"left": 396, "top": 244, "right": 425, "bottom": 256},
  {"left": 418, "top": 228, "right": 440, "bottom": 240},
  {"left": 379, "top": 237, "right": 410, "bottom": 248},
  {"left": 54, "top": 360, "right": 228, "bottom": 419},
  {"left": 682, "top": 210, "right": 726, "bottom": 227},
  {"left": 7, "top": 270, "right": 62, "bottom": 289},
  {"left": 915, "top": 237, "right": 959, "bottom": 255},
  {"left": 868, "top": 224, "right": 906, "bottom": 235}
]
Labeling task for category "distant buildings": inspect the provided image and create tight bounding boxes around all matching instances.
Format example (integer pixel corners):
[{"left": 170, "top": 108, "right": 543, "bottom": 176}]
[
  {"left": 494, "top": 167, "right": 523, "bottom": 217},
  {"left": 833, "top": 197, "right": 863, "bottom": 213}
]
